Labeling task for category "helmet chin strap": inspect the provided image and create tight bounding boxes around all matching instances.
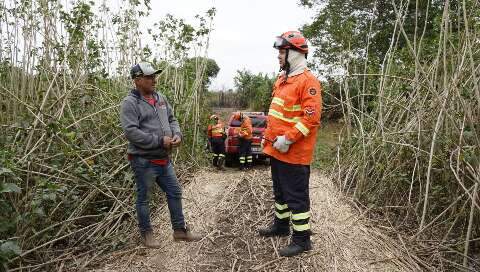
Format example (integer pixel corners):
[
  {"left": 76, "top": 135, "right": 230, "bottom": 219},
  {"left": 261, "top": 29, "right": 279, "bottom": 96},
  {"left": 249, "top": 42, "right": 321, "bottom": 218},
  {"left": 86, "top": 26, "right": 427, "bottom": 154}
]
[{"left": 280, "top": 49, "right": 290, "bottom": 81}]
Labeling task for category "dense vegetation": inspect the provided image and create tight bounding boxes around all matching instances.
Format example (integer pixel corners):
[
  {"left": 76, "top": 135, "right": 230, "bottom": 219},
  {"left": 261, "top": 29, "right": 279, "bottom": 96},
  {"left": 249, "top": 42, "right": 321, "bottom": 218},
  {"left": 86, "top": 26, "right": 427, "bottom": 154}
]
[
  {"left": 1, "top": 0, "right": 479, "bottom": 270},
  {"left": 208, "top": 70, "right": 275, "bottom": 113},
  {"left": 301, "top": 0, "right": 479, "bottom": 269},
  {"left": 0, "top": 0, "right": 217, "bottom": 270}
]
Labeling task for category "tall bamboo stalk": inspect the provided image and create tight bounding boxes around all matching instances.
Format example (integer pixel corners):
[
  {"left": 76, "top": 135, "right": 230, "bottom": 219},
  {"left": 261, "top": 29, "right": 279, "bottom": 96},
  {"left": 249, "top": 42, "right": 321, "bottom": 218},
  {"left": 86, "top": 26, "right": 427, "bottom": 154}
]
[
  {"left": 334, "top": 0, "right": 480, "bottom": 268},
  {"left": 0, "top": 1, "right": 215, "bottom": 270}
]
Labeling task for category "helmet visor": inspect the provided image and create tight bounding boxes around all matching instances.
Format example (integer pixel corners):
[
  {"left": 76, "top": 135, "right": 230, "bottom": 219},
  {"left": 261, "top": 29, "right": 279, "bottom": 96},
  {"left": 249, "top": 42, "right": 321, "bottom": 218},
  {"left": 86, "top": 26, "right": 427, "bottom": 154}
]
[{"left": 273, "top": 37, "right": 290, "bottom": 49}]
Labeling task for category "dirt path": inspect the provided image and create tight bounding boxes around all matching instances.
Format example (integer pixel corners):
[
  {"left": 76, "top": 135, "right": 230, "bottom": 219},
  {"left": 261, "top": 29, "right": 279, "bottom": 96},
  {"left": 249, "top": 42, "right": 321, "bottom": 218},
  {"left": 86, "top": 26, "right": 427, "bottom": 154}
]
[{"left": 94, "top": 167, "right": 419, "bottom": 271}]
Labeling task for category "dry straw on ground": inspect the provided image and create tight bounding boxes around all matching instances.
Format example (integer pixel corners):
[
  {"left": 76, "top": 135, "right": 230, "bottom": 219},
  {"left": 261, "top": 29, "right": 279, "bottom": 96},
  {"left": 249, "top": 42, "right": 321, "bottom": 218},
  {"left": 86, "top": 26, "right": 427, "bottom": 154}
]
[{"left": 91, "top": 167, "right": 419, "bottom": 272}]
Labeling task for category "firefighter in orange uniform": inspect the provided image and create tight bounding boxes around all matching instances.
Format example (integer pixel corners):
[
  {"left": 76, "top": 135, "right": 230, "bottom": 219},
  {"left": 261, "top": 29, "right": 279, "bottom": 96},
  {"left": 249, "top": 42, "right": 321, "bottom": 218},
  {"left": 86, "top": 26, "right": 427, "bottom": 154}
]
[
  {"left": 259, "top": 31, "right": 322, "bottom": 257},
  {"left": 207, "top": 114, "right": 226, "bottom": 170},
  {"left": 233, "top": 112, "right": 253, "bottom": 170}
]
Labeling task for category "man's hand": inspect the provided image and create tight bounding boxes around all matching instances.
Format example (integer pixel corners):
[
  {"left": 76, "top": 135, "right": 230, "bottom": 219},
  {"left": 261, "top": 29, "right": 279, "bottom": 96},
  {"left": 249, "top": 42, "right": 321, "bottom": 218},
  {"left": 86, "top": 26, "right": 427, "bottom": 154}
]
[
  {"left": 171, "top": 134, "right": 182, "bottom": 147},
  {"left": 163, "top": 136, "right": 173, "bottom": 149},
  {"left": 273, "top": 135, "right": 291, "bottom": 153}
]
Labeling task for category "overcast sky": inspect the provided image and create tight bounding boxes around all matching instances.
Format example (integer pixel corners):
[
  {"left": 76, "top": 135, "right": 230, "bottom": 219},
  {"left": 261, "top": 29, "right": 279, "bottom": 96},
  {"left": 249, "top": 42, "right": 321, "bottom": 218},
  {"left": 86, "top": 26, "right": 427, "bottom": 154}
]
[{"left": 145, "top": 0, "right": 316, "bottom": 90}]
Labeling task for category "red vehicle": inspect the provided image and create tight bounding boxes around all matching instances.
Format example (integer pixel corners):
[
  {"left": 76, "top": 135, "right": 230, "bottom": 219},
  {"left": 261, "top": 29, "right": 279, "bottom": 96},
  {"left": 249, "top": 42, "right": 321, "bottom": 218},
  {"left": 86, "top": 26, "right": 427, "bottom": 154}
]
[{"left": 224, "top": 112, "right": 267, "bottom": 166}]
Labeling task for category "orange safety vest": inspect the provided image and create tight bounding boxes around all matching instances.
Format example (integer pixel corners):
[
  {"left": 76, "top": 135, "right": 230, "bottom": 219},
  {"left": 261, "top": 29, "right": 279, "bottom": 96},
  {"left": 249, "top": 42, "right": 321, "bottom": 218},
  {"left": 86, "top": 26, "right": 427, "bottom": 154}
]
[
  {"left": 238, "top": 116, "right": 253, "bottom": 140},
  {"left": 263, "top": 69, "right": 322, "bottom": 165},
  {"left": 208, "top": 121, "right": 225, "bottom": 138}
]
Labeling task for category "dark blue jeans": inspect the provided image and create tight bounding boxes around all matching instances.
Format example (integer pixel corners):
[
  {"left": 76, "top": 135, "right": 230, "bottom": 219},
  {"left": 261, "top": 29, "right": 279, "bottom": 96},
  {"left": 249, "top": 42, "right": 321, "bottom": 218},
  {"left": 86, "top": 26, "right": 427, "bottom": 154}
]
[{"left": 129, "top": 156, "right": 185, "bottom": 233}]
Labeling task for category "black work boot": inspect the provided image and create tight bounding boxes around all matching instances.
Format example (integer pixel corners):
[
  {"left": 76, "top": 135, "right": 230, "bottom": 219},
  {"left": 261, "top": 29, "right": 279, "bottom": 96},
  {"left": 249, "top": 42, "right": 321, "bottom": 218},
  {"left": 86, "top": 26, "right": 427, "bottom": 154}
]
[
  {"left": 258, "top": 220, "right": 290, "bottom": 237},
  {"left": 212, "top": 156, "right": 218, "bottom": 167},
  {"left": 217, "top": 156, "right": 225, "bottom": 170},
  {"left": 279, "top": 235, "right": 312, "bottom": 257}
]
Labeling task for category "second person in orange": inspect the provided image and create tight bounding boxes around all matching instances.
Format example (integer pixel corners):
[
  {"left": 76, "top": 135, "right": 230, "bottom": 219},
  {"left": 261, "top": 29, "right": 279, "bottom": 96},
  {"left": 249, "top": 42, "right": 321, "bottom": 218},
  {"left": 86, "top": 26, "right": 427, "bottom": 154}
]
[
  {"left": 233, "top": 112, "right": 253, "bottom": 170},
  {"left": 207, "top": 114, "right": 226, "bottom": 170}
]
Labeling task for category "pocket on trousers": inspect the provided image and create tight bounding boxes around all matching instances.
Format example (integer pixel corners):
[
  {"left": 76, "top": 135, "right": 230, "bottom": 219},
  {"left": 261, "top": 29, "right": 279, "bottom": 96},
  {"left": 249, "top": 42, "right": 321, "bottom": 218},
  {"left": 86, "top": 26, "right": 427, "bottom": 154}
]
[{"left": 132, "top": 156, "right": 151, "bottom": 169}]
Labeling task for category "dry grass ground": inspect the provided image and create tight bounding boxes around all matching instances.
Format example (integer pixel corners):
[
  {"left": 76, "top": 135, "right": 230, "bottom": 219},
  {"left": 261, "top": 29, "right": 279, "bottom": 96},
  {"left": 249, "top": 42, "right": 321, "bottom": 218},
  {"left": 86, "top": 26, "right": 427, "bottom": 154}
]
[{"left": 90, "top": 165, "right": 419, "bottom": 272}]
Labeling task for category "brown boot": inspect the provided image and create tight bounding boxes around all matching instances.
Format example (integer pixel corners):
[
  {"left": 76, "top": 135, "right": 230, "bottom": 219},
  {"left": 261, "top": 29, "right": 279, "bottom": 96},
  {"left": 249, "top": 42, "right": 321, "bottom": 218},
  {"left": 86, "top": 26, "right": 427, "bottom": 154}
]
[
  {"left": 173, "top": 226, "right": 202, "bottom": 242},
  {"left": 141, "top": 231, "right": 161, "bottom": 248}
]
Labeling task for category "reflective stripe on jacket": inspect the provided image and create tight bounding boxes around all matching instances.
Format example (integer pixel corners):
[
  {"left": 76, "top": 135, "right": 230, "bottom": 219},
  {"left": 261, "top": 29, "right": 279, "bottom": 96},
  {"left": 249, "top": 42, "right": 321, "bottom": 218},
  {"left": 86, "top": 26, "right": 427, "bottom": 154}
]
[
  {"left": 263, "top": 69, "right": 322, "bottom": 165},
  {"left": 208, "top": 122, "right": 225, "bottom": 138},
  {"left": 239, "top": 116, "right": 253, "bottom": 140}
]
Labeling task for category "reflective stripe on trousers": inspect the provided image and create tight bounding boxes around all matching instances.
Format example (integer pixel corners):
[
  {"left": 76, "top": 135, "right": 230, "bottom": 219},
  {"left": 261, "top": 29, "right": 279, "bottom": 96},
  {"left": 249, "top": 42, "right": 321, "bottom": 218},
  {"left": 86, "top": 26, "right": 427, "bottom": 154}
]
[
  {"left": 270, "top": 157, "right": 311, "bottom": 235},
  {"left": 275, "top": 202, "right": 291, "bottom": 219},
  {"left": 291, "top": 211, "right": 310, "bottom": 232}
]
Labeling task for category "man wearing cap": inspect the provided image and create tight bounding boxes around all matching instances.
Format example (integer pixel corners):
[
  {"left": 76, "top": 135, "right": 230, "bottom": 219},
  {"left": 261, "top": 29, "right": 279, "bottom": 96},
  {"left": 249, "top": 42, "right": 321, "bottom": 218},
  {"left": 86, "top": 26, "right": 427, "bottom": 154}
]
[{"left": 120, "top": 62, "right": 201, "bottom": 248}]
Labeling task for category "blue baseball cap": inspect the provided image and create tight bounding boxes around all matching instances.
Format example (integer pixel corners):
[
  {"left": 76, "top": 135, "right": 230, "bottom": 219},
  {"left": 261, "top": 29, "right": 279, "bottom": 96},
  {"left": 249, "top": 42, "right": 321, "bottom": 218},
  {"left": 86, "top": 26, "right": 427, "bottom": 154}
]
[{"left": 130, "top": 62, "right": 162, "bottom": 79}]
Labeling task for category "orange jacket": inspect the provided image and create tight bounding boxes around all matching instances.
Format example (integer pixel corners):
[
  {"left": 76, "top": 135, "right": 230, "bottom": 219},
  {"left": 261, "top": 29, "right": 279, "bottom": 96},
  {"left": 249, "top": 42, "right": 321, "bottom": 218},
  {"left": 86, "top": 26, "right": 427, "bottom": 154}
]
[
  {"left": 238, "top": 116, "right": 253, "bottom": 140},
  {"left": 263, "top": 69, "right": 322, "bottom": 165},
  {"left": 208, "top": 121, "right": 225, "bottom": 138}
]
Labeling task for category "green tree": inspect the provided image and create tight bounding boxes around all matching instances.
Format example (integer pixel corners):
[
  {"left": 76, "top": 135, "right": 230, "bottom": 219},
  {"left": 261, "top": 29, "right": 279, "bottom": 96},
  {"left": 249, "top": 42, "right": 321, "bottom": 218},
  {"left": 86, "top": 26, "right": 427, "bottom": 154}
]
[
  {"left": 301, "top": 1, "right": 480, "bottom": 268},
  {"left": 301, "top": 0, "right": 443, "bottom": 72},
  {"left": 233, "top": 70, "right": 275, "bottom": 112},
  {"left": 183, "top": 57, "right": 220, "bottom": 90},
  {"left": 0, "top": 1, "right": 217, "bottom": 270},
  {"left": 299, "top": 0, "right": 444, "bottom": 120}
]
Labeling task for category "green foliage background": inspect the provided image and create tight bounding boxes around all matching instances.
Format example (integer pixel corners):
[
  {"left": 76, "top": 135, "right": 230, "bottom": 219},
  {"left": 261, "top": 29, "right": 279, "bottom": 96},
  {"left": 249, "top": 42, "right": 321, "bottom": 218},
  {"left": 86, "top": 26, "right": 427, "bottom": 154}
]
[
  {"left": 0, "top": 0, "right": 218, "bottom": 270},
  {"left": 301, "top": 0, "right": 480, "bottom": 268}
]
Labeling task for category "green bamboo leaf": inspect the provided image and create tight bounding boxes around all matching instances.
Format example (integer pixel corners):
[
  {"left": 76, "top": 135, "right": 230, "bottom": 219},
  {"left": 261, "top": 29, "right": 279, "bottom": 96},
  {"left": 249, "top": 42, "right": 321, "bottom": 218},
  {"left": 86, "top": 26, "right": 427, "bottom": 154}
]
[
  {"left": 0, "top": 167, "right": 13, "bottom": 176},
  {"left": 1, "top": 183, "right": 21, "bottom": 193},
  {"left": 0, "top": 241, "right": 22, "bottom": 256}
]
